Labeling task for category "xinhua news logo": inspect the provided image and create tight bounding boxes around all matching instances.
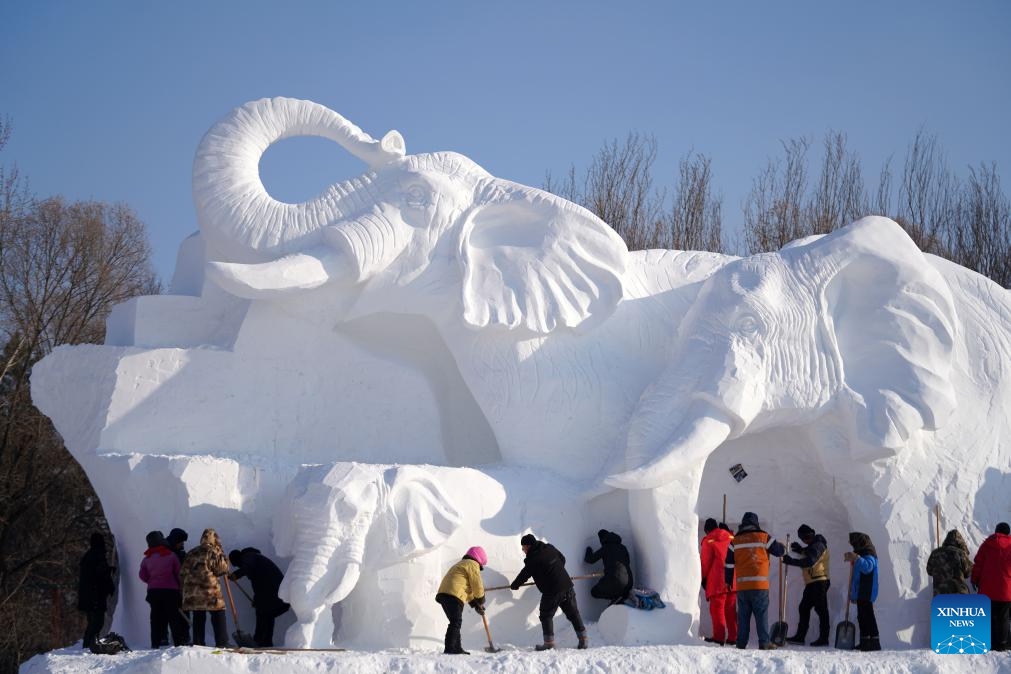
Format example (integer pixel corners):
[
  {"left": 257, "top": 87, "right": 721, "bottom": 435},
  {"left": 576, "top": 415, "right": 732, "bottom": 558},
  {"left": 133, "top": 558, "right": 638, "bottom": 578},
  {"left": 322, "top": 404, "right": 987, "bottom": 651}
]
[{"left": 931, "top": 594, "right": 991, "bottom": 654}]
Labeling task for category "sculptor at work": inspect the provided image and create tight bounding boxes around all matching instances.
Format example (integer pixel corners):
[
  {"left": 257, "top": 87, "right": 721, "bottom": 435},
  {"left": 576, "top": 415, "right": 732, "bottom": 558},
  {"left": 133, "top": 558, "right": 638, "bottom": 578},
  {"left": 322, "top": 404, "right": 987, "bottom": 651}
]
[
  {"left": 700, "top": 518, "right": 736, "bottom": 645},
  {"left": 783, "top": 524, "right": 831, "bottom": 647},
  {"left": 435, "top": 546, "right": 488, "bottom": 655},
  {"left": 511, "top": 534, "right": 588, "bottom": 650},
  {"left": 725, "top": 512, "right": 785, "bottom": 650},
  {"left": 181, "top": 529, "right": 230, "bottom": 648},
  {"left": 229, "top": 547, "right": 291, "bottom": 648},
  {"left": 584, "top": 529, "right": 634, "bottom": 604}
]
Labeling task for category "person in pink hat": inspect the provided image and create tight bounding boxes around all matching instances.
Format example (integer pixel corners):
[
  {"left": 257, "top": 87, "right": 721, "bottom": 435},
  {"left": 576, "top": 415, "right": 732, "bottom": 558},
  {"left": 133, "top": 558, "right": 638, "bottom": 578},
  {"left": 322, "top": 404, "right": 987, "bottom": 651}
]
[{"left": 435, "top": 546, "right": 488, "bottom": 654}]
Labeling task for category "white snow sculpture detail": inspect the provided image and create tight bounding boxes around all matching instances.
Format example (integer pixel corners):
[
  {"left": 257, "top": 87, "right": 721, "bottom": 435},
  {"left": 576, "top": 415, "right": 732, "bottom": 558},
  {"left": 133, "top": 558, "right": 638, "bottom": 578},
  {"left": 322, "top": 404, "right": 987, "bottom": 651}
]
[{"left": 28, "top": 99, "right": 1011, "bottom": 650}]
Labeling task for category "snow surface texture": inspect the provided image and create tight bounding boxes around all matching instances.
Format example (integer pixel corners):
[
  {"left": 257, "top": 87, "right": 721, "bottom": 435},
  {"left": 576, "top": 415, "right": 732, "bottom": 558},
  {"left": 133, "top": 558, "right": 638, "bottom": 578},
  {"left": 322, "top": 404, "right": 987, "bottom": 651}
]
[
  {"left": 20, "top": 643, "right": 1011, "bottom": 674},
  {"left": 30, "top": 98, "right": 1011, "bottom": 655}
]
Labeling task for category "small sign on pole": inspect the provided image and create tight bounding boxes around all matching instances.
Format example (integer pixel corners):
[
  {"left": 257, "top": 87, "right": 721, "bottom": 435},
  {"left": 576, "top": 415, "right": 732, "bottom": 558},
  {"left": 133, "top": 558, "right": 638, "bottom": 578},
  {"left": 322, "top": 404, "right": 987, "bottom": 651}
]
[{"left": 729, "top": 463, "right": 748, "bottom": 483}]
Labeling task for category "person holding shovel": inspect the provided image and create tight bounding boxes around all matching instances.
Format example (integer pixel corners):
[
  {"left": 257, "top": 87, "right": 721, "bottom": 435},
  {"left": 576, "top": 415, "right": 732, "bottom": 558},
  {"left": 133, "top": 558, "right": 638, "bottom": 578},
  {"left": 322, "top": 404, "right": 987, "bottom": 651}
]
[
  {"left": 844, "top": 531, "right": 881, "bottom": 651},
  {"left": 229, "top": 548, "right": 290, "bottom": 648},
  {"left": 724, "top": 512, "right": 785, "bottom": 650},
  {"left": 783, "top": 524, "right": 831, "bottom": 646},
  {"left": 926, "top": 529, "right": 973, "bottom": 595},
  {"left": 181, "top": 528, "right": 230, "bottom": 648},
  {"left": 511, "top": 533, "right": 589, "bottom": 650},
  {"left": 435, "top": 546, "right": 488, "bottom": 655}
]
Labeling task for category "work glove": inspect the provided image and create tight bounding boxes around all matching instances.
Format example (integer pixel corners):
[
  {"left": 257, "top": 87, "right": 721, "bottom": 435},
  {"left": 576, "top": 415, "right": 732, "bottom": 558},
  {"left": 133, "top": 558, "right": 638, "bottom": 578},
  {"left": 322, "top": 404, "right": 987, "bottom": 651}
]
[
  {"left": 790, "top": 541, "right": 804, "bottom": 554},
  {"left": 510, "top": 581, "right": 521, "bottom": 591},
  {"left": 584, "top": 546, "right": 594, "bottom": 563},
  {"left": 469, "top": 598, "right": 485, "bottom": 615}
]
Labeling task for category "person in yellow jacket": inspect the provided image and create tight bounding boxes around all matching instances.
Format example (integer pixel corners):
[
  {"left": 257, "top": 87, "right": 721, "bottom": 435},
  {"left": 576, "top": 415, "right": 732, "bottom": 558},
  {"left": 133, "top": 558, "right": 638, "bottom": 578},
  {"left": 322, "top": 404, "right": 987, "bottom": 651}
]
[{"left": 435, "top": 546, "right": 488, "bottom": 654}]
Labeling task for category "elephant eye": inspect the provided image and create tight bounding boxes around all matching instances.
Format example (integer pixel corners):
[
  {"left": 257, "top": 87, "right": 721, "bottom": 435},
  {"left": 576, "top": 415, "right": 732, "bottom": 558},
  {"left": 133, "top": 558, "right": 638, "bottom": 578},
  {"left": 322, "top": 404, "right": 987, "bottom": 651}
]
[
  {"left": 735, "top": 314, "right": 760, "bottom": 335},
  {"left": 404, "top": 185, "right": 429, "bottom": 208}
]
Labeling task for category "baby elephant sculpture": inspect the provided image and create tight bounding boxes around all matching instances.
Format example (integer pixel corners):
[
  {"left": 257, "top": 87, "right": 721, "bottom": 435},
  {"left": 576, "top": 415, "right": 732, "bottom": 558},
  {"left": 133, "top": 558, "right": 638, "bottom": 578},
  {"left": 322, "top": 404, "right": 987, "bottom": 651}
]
[{"left": 275, "top": 462, "right": 592, "bottom": 650}]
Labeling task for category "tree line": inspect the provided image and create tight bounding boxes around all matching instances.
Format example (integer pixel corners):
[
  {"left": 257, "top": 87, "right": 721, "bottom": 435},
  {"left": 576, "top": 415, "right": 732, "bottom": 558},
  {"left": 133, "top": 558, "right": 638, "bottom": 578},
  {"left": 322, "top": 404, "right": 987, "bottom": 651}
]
[{"left": 547, "top": 128, "right": 1010, "bottom": 288}]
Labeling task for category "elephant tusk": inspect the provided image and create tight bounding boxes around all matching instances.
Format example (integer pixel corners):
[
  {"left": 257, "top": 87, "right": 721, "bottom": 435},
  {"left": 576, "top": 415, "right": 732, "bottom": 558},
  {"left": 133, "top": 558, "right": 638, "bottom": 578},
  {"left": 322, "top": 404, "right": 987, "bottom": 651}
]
[
  {"left": 605, "top": 411, "right": 732, "bottom": 490},
  {"left": 205, "top": 247, "right": 351, "bottom": 299}
]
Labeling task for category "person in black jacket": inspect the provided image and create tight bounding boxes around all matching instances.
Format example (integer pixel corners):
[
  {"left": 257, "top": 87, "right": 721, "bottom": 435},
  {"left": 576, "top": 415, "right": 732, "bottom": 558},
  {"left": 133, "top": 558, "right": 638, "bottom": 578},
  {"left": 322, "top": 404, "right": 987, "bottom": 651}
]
[
  {"left": 510, "top": 533, "right": 588, "bottom": 650},
  {"left": 584, "top": 529, "right": 633, "bottom": 604},
  {"left": 783, "top": 524, "right": 831, "bottom": 646},
  {"left": 228, "top": 547, "right": 291, "bottom": 647},
  {"left": 78, "top": 532, "right": 115, "bottom": 649}
]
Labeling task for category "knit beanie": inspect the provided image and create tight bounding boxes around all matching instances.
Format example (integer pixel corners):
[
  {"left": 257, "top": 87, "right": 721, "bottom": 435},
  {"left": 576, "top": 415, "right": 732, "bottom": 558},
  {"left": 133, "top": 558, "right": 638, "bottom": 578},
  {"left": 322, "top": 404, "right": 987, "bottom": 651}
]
[
  {"left": 520, "top": 533, "right": 537, "bottom": 547},
  {"left": 145, "top": 530, "right": 165, "bottom": 548},
  {"left": 797, "top": 524, "right": 815, "bottom": 539},
  {"left": 703, "top": 518, "right": 718, "bottom": 533}
]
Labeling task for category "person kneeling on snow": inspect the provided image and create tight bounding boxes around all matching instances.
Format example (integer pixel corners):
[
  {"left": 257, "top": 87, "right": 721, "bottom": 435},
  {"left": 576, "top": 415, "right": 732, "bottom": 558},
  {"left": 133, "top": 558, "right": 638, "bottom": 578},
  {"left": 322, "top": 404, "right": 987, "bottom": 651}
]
[
  {"left": 435, "top": 546, "right": 488, "bottom": 655},
  {"left": 844, "top": 532, "right": 880, "bottom": 651},
  {"left": 511, "top": 533, "right": 588, "bottom": 650},
  {"left": 584, "top": 529, "right": 634, "bottom": 604},
  {"left": 229, "top": 547, "right": 291, "bottom": 648}
]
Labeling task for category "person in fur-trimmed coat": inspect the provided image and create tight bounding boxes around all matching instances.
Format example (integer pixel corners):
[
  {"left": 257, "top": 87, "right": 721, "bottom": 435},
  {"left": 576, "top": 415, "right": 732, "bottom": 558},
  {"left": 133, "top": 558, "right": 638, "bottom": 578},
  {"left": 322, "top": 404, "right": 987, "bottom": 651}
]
[{"left": 181, "top": 528, "right": 230, "bottom": 647}]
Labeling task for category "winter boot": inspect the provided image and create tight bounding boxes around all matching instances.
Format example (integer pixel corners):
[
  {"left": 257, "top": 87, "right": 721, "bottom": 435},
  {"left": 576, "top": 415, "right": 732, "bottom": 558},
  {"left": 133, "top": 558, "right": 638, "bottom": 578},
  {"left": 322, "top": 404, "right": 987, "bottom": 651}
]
[
  {"left": 810, "top": 636, "right": 830, "bottom": 647},
  {"left": 577, "top": 632, "right": 589, "bottom": 649},
  {"left": 785, "top": 633, "right": 805, "bottom": 645},
  {"left": 859, "top": 636, "right": 881, "bottom": 651},
  {"left": 703, "top": 637, "right": 725, "bottom": 645},
  {"left": 759, "top": 642, "right": 778, "bottom": 650},
  {"left": 535, "top": 637, "right": 555, "bottom": 651}
]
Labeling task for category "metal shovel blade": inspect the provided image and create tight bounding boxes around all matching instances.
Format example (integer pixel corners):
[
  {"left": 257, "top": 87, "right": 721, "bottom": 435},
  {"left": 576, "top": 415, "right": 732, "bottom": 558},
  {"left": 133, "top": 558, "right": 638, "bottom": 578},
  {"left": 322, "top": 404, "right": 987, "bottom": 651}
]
[
  {"left": 834, "top": 620, "right": 856, "bottom": 650},
  {"left": 770, "top": 620, "right": 788, "bottom": 646},
  {"left": 233, "top": 629, "right": 258, "bottom": 648}
]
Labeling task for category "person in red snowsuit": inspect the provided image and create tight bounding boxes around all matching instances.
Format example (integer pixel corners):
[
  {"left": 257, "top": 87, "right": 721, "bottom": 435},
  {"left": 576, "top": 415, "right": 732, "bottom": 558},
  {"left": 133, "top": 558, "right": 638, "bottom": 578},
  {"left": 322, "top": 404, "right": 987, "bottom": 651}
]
[
  {"left": 700, "top": 518, "right": 736, "bottom": 645},
  {"left": 972, "top": 522, "right": 1011, "bottom": 652}
]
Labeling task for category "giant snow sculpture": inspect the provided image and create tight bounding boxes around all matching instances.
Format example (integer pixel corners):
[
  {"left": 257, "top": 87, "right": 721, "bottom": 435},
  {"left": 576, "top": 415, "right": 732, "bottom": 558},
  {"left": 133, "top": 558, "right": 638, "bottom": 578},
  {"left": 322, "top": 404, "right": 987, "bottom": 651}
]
[{"left": 31, "top": 98, "right": 1010, "bottom": 650}]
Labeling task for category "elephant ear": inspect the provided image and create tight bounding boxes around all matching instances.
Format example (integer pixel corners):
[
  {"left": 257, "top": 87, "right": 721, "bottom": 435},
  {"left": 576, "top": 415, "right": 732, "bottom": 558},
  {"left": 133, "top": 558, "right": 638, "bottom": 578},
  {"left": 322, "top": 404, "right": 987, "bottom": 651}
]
[
  {"left": 381, "top": 466, "right": 462, "bottom": 560},
  {"left": 458, "top": 197, "right": 628, "bottom": 333},
  {"left": 801, "top": 216, "right": 957, "bottom": 459}
]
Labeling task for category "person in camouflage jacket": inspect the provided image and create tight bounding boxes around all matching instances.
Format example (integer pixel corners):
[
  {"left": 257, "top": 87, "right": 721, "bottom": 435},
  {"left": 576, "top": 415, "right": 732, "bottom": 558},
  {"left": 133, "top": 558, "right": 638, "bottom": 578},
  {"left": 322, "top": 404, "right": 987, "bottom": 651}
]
[
  {"left": 926, "top": 529, "right": 973, "bottom": 595},
  {"left": 181, "top": 528, "right": 230, "bottom": 647}
]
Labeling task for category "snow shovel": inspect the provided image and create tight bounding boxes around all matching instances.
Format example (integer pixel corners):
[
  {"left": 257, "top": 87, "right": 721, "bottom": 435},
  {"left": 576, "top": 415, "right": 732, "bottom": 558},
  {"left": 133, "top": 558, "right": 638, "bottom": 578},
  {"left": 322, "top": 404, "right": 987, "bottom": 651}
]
[
  {"left": 481, "top": 613, "right": 501, "bottom": 653},
  {"left": 835, "top": 562, "right": 856, "bottom": 650},
  {"left": 770, "top": 534, "right": 789, "bottom": 646},
  {"left": 223, "top": 575, "right": 258, "bottom": 648}
]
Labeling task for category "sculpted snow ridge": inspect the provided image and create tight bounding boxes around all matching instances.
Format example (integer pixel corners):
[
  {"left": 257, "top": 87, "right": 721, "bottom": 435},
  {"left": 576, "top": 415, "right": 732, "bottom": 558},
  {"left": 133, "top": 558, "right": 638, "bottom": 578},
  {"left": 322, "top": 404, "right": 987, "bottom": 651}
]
[{"left": 29, "top": 98, "right": 1011, "bottom": 650}]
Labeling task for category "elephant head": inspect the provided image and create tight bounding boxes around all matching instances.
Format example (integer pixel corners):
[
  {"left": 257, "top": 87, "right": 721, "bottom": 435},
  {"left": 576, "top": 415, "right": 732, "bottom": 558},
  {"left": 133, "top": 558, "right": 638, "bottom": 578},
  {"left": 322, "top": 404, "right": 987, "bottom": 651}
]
[
  {"left": 608, "top": 216, "right": 958, "bottom": 489},
  {"left": 193, "top": 97, "right": 628, "bottom": 334},
  {"left": 275, "top": 462, "right": 461, "bottom": 648}
]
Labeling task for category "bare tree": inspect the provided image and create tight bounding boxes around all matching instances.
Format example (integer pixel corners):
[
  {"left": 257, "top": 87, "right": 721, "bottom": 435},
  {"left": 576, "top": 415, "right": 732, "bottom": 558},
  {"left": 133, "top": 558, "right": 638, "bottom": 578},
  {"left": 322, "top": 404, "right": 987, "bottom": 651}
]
[
  {"left": 949, "top": 162, "right": 1011, "bottom": 287},
  {"left": 895, "top": 128, "right": 957, "bottom": 255},
  {"left": 546, "top": 135, "right": 725, "bottom": 253},
  {"left": 662, "top": 151, "right": 723, "bottom": 251},
  {"left": 0, "top": 121, "right": 159, "bottom": 670},
  {"left": 743, "top": 137, "right": 811, "bottom": 254},
  {"left": 808, "top": 131, "right": 867, "bottom": 235}
]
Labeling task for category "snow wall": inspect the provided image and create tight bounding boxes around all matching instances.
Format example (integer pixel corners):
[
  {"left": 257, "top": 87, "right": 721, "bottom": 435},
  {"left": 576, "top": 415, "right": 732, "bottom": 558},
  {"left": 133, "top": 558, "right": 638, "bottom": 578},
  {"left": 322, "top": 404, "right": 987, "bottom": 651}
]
[{"left": 30, "top": 98, "right": 1011, "bottom": 651}]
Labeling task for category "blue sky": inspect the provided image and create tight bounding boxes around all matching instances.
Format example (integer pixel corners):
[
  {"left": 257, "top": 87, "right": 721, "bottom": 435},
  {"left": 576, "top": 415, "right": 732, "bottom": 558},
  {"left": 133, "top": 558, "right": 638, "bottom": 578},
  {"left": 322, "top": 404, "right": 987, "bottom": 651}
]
[{"left": 2, "top": 2, "right": 1009, "bottom": 282}]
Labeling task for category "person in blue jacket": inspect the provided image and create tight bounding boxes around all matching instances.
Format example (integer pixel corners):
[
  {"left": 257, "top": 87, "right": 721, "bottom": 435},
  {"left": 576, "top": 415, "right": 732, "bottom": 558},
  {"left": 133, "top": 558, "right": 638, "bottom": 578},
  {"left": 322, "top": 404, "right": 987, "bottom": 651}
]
[{"left": 844, "top": 531, "right": 880, "bottom": 651}]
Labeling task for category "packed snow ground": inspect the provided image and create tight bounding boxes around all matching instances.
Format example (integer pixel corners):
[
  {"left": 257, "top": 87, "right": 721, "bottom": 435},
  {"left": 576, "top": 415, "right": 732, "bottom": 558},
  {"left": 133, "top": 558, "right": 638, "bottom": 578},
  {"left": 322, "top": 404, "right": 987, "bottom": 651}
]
[{"left": 21, "top": 642, "right": 1010, "bottom": 674}]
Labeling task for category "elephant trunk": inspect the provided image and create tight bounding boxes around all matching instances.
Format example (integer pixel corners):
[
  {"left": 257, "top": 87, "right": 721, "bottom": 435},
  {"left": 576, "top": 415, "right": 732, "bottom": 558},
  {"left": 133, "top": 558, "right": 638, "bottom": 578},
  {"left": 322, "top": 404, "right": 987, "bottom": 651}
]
[
  {"left": 193, "top": 97, "right": 405, "bottom": 263},
  {"left": 325, "top": 211, "right": 416, "bottom": 283},
  {"left": 606, "top": 398, "right": 733, "bottom": 490}
]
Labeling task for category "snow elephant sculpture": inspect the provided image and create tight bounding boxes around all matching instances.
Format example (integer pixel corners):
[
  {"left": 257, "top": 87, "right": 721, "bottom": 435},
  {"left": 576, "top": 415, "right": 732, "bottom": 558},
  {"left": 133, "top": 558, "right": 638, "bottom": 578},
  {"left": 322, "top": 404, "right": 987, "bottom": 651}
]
[
  {"left": 193, "top": 97, "right": 733, "bottom": 637},
  {"left": 607, "top": 216, "right": 1011, "bottom": 646},
  {"left": 276, "top": 462, "right": 590, "bottom": 650}
]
